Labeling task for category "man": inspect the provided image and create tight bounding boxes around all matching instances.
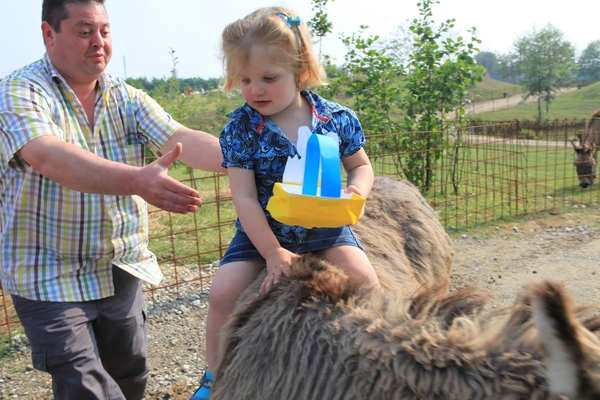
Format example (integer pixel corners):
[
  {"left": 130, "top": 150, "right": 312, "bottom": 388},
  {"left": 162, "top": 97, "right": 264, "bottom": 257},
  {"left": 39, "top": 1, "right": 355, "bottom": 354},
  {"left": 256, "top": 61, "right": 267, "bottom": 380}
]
[{"left": 0, "top": 0, "right": 225, "bottom": 399}]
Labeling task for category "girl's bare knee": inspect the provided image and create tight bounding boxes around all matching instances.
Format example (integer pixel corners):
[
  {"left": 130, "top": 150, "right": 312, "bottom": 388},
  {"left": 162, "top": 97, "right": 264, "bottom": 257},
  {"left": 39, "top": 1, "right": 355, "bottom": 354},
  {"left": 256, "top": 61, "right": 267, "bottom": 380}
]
[
  {"left": 322, "top": 246, "right": 379, "bottom": 286},
  {"left": 360, "top": 266, "right": 380, "bottom": 289},
  {"left": 208, "top": 260, "right": 264, "bottom": 314},
  {"left": 208, "top": 282, "right": 236, "bottom": 314}
]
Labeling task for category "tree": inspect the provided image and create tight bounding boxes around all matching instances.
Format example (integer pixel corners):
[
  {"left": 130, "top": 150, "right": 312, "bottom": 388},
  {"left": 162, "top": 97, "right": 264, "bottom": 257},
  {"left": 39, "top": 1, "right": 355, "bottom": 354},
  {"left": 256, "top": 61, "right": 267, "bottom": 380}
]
[
  {"left": 320, "top": 27, "right": 404, "bottom": 136},
  {"left": 377, "top": 21, "right": 414, "bottom": 67},
  {"left": 400, "top": 0, "right": 484, "bottom": 191},
  {"left": 497, "top": 52, "right": 523, "bottom": 84},
  {"left": 577, "top": 40, "right": 600, "bottom": 82},
  {"left": 475, "top": 51, "right": 502, "bottom": 81},
  {"left": 507, "top": 24, "right": 575, "bottom": 119},
  {"left": 307, "top": 0, "right": 334, "bottom": 57},
  {"left": 318, "top": 0, "right": 482, "bottom": 193}
]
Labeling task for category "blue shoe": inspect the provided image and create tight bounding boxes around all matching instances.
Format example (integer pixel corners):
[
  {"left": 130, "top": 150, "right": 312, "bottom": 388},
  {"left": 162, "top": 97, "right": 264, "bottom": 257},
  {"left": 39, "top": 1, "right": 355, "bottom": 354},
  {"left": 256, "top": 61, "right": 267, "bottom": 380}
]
[{"left": 190, "top": 370, "right": 213, "bottom": 400}]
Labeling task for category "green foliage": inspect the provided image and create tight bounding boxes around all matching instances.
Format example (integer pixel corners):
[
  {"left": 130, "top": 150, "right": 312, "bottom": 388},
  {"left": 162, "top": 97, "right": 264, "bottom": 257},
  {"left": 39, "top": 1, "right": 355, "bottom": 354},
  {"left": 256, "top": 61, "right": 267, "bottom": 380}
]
[
  {"left": 502, "top": 24, "right": 575, "bottom": 119},
  {"left": 307, "top": 0, "right": 334, "bottom": 40},
  {"left": 126, "top": 76, "right": 220, "bottom": 93},
  {"left": 307, "top": 0, "right": 335, "bottom": 58},
  {"left": 0, "top": 337, "right": 8, "bottom": 359},
  {"left": 151, "top": 91, "right": 243, "bottom": 134},
  {"left": 577, "top": 40, "right": 600, "bottom": 82},
  {"left": 323, "top": 62, "right": 348, "bottom": 79},
  {"left": 318, "top": 0, "right": 484, "bottom": 194},
  {"left": 319, "top": 27, "right": 403, "bottom": 136},
  {"left": 166, "top": 48, "right": 189, "bottom": 122},
  {"left": 475, "top": 51, "right": 502, "bottom": 81},
  {"left": 399, "top": 0, "right": 484, "bottom": 191},
  {"left": 124, "top": 49, "right": 244, "bottom": 135}
]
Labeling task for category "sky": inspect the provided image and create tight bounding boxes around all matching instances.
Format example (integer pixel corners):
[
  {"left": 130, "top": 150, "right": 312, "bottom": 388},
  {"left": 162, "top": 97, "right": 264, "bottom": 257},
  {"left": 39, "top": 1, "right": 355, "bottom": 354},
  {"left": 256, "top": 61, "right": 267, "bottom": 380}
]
[{"left": 1, "top": 0, "right": 598, "bottom": 81}]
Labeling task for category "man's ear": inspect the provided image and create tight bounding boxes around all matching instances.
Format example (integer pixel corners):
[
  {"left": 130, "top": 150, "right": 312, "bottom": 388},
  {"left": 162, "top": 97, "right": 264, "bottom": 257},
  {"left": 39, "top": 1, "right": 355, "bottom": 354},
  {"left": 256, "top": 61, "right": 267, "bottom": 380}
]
[{"left": 41, "top": 21, "right": 54, "bottom": 47}]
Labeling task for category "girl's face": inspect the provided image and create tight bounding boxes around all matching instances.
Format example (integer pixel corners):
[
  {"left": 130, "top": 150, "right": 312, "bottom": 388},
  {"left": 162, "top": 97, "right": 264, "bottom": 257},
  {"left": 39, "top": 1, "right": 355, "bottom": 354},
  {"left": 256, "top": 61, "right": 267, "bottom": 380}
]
[{"left": 238, "top": 46, "right": 302, "bottom": 120}]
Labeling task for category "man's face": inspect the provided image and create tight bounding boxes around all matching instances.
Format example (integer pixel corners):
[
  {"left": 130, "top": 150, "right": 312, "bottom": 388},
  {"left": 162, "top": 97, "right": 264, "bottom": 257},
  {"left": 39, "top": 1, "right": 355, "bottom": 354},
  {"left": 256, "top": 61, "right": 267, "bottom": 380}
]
[{"left": 42, "top": 3, "right": 112, "bottom": 87}]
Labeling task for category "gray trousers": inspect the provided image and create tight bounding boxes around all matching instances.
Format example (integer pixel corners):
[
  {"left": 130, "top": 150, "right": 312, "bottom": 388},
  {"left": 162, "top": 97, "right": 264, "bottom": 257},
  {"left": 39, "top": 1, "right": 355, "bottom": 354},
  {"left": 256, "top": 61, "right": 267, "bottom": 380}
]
[{"left": 12, "top": 266, "right": 149, "bottom": 400}]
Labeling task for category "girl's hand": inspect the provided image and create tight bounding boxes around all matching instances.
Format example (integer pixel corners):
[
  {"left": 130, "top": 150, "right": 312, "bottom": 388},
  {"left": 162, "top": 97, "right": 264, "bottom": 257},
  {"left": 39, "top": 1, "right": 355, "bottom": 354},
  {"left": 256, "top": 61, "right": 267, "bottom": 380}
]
[
  {"left": 260, "top": 247, "right": 299, "bottom": 293},
  {"left": 344, "top": 184, "right": 366, "bottom": 197},
  {"left": 345, "top": 185, "right": 366, "bottom": 219}
]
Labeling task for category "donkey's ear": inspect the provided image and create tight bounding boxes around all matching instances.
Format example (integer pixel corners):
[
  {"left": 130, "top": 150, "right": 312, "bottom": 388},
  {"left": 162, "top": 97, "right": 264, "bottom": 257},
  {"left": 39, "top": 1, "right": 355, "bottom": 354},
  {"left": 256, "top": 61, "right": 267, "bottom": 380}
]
[{"left": 571, "top": 140, "right": 578, "bottom": 150}]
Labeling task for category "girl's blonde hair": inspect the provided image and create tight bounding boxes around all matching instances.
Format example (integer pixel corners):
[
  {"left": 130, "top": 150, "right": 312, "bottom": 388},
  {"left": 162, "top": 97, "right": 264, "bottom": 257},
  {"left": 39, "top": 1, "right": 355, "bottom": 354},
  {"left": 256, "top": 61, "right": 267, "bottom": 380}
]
[{"left": 220, "top": 6, "right": 326, "bottom": 92}]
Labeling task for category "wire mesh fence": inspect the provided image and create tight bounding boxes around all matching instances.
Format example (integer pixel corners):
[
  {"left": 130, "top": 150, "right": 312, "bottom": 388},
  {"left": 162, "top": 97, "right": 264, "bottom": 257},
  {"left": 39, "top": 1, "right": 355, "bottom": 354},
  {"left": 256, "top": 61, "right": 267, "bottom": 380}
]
[{"left": 2, "top": 118, "right": 599, "bottom": 342}]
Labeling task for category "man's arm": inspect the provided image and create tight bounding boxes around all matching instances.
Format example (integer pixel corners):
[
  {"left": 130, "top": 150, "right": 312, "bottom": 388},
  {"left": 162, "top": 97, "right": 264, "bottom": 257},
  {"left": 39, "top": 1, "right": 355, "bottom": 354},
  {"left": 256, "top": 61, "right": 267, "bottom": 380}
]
[
  {"left": 160, "top": 127, "right": 226, "bottom": 173},
  {"left": 18, "top": 135, "right": 201, "bottom": 214}
]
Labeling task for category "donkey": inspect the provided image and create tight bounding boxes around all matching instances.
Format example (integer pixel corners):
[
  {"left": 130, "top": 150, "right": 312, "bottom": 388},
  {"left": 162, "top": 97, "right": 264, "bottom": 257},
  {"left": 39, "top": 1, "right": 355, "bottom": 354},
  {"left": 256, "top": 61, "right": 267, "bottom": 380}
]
[
  {"left": 212, "top": 255, "right": 600, "bottom": 400},
  {"left": 350, "top": 175, "right": 454, "bottom": 296},
  {"left": 573, "top": 109, "right": 600, "bottom": 188},
  {"left": 209, "top": 176, "right": 600, "bottom": 400}
]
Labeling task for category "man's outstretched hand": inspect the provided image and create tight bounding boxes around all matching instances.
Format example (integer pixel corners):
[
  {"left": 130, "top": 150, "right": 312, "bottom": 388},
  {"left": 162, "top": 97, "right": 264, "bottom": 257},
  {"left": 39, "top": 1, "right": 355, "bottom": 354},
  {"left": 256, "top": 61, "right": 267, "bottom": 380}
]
[{"left": 137, "top": 143, "right": 201, "bottom": 214}]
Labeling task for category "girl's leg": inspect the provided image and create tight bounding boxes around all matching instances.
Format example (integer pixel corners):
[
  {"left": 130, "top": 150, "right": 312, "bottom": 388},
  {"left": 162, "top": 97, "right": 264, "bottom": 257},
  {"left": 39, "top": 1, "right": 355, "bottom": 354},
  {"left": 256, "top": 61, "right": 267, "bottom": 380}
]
[
  {"left": 205, "top": 260, "right": 264, "bottom": 371},
  {"left": 320, "top": 245, "right": 380, "bottom": 289}
]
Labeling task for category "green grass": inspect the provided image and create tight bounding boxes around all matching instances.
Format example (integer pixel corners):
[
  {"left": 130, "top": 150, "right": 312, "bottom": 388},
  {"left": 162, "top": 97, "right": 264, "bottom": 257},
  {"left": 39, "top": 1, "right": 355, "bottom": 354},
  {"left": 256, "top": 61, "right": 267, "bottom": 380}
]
[
  {"left": 474, "top": 81, "right": 600, "bottom": 121},
  {"left": 465, "top": 77, "right": 523, "bottom": 101},
  {"left": 148, "top": 164, "right": 237, "bottom": 266},
  {"left": 368, "top": 138, "right": 599, "bottom": 232},
  {"left": 434, "top": 144, "right": 569, "bottom": 230}
]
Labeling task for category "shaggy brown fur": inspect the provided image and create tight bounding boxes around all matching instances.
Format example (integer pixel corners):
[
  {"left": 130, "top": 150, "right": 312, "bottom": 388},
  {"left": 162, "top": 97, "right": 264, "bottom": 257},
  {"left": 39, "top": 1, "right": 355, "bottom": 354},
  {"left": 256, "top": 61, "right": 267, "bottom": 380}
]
[
  {"left": 351, "top": 176, "right": 454, "bottom": 295},
  {"left": 532, "top": 282, "right": 600, "bottom": 400},
  {"left": 213, "top": 257, "right": 600, "bottom": 400},
  {"left": 212, "top": 176, "right": 455, "bottom": 397}
]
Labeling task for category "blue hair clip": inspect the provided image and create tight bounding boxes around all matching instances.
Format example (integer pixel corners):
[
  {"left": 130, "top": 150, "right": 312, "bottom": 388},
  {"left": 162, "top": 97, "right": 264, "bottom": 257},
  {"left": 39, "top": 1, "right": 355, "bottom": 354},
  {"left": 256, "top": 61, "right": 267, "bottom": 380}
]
[{"left": 277, "top": 12, "right": 300, "bottom": 28}]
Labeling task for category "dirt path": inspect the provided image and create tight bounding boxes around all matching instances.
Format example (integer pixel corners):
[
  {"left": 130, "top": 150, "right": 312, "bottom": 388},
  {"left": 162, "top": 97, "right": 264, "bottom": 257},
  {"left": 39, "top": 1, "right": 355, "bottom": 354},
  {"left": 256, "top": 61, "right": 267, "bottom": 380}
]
[
  {"left": 463, "top": 134, "right": 569, "bottom": 148},
  {"left": 467, "top": 87, "right": 578, "bottom": 115},
  {"left": 451, "top": 211, "right": 600, "bottom": 314}
]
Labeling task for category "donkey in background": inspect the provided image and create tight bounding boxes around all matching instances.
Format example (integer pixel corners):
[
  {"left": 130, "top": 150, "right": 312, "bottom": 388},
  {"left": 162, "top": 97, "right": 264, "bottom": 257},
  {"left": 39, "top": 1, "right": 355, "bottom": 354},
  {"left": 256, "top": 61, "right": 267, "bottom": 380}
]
[{"left": 572, "top": 109, "right": 600, "bottom": 188}]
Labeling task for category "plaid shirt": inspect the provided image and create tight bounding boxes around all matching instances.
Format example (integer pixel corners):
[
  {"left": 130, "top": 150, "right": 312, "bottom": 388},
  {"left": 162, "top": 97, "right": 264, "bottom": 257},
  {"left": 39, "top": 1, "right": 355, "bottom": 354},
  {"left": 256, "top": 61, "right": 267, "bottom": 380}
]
[{"left": 0, "top": 54, "right": 182, "bottom": 302}]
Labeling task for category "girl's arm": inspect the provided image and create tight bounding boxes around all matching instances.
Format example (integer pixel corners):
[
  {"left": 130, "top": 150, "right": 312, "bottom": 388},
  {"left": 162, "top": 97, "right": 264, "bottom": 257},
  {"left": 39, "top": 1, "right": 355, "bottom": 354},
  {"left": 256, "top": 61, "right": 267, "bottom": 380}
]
[
  {"left": 342, "top": 148, "right": 374, "bottom": 198},
  {"left": 228, "top": 167, "right": 299, "bottom": 292}
]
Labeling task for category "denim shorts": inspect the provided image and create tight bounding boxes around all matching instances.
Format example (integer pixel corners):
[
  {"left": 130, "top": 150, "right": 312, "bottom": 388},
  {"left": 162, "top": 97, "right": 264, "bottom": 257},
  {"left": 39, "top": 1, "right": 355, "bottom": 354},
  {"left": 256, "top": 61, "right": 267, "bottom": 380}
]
[{"left": 221, "top": 226, "right": 364, "bottom": 266}]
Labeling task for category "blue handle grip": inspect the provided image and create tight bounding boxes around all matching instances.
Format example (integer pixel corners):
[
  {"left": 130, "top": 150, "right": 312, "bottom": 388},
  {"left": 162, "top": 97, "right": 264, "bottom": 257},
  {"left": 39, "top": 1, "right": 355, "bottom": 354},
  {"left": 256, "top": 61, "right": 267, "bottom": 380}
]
[{"left": 302, "top": 134, "right": 341, "bottom": 198}]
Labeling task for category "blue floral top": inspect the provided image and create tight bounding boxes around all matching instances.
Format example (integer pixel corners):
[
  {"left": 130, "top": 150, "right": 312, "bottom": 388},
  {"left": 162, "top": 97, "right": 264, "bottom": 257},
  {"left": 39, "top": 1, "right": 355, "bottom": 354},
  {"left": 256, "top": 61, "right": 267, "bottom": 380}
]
[{"left": 220, "top": 90, "right": 366, "bottom": 244}]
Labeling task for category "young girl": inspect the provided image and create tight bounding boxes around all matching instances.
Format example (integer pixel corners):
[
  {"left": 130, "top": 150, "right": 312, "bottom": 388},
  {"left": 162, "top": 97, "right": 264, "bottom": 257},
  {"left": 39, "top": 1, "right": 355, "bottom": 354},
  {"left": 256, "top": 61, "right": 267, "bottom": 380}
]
[{"left": 190, "top": 6, "right": 380, "bottom": 399}]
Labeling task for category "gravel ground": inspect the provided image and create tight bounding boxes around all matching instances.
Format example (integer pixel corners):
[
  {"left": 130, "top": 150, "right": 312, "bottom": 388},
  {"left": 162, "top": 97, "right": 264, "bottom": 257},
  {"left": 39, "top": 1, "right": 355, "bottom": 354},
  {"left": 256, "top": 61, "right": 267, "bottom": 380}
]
[{"left": 1, "top": 209, "right": 600, "bottom": 400}]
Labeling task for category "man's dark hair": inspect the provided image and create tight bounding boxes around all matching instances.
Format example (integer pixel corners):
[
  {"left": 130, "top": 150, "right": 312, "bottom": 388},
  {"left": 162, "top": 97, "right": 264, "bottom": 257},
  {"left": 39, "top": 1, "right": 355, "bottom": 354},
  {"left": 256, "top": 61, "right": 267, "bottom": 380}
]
[{"left": 42, "top": 0, "right": 105, "bottom": 32}]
